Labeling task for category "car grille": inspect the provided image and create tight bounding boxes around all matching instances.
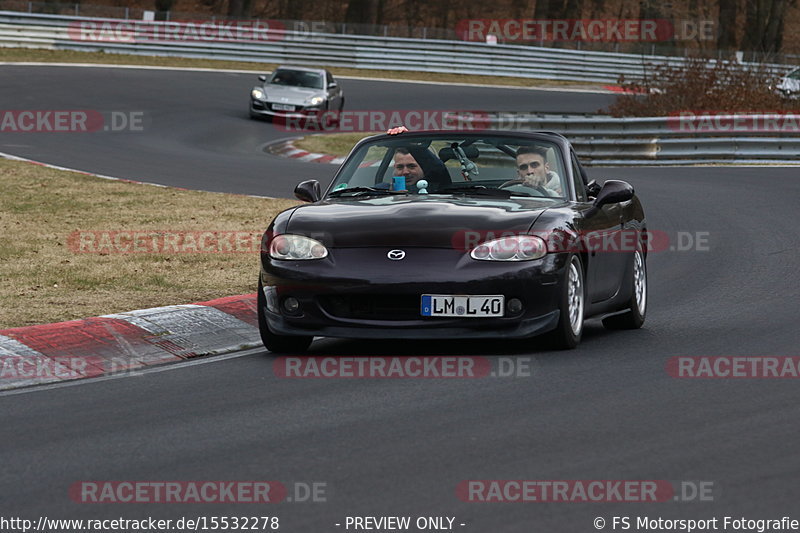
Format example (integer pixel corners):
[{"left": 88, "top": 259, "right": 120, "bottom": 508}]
[{"left": 318, "top": 294, "right": 421, "bottom": 320}]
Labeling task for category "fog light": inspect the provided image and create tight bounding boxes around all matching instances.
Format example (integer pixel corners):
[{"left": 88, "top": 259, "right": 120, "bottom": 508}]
[
  {"left": 507, "top": 298, "right": 523, "bottom": 314},
  {"left": 282, "top": 297, "right": 300, "bottom": 314}
]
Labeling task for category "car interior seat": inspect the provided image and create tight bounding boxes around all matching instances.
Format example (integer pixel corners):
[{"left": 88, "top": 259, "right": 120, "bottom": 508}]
[{"left": 408, "top": 146, "right": 452, "bottom": 191}]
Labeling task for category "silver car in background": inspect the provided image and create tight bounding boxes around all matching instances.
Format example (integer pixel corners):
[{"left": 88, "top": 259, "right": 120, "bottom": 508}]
[
  {"left": 776, "top": 67, "right": 800, "bottom": 99},
  {"left": 249, "top": 66, "right": 344, "bottom": 120}
]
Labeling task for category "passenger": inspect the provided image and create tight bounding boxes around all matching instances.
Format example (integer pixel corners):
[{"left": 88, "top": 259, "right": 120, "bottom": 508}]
[{"left": 515, "top": 146, "right": 562, "bottom": 196}]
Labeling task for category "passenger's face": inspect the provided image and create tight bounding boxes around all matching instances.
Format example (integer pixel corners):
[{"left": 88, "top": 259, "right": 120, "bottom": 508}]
[
  {"left": 393, "top": 153, "right": 424, "bottom": 186},
  {"left": 516, "top": 153, "right": 549, "bottom": 187}
]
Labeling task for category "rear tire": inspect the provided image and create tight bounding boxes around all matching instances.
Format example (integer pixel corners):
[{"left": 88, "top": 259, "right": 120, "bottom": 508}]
[
  {"left": 257, "top": 281, "right": 313, "bottom": 354},
  {"left": 602, "top": 248, "right": 647, "bottom": 330},
  {"left": 544, "top": 255, "right": 585, "bottom": 350}
]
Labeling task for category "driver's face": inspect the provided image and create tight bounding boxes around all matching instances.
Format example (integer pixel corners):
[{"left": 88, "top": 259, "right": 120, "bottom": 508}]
[
  {"left": 393, "top": 153, "right": 424, "bottom": 186},
  {"left": 516, "top": 153, "right": 549, "bottom": 187}
]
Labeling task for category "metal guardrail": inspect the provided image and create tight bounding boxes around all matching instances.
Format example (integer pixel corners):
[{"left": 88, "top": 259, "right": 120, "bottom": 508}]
[
  {"left": 480, "top": 112, "right": 800, "bottom": 135},
  {"left": 452, "top": 113, "right": 800, "bottom": 164},
  {"left": 7, "top": 0, "right": 800, "bottom": 61},
  {"left": 0, "top": 11, "right": 795, "bottom": 84}
]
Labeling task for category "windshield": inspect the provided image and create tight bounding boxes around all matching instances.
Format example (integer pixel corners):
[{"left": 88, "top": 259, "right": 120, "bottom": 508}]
[
  {"left": 327, "top": 134, "right": 569, "bottom": 200},
  {"left": 268, "top": 69, "right": 324, "bottom": 89}
]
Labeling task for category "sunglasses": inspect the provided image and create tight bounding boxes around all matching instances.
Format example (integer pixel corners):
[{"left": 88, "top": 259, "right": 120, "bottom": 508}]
[{"left": 517, "top": 162, "right": 543, "bottom": 171}]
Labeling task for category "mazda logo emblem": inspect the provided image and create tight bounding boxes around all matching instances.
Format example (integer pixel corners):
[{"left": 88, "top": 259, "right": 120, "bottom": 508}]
[{"left": 387, "top": 249, "right": 406, "bottom": 260}]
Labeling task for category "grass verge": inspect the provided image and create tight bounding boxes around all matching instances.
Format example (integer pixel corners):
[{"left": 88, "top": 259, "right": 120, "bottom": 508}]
[
  {"left": 0, "top": 158, "right": 298, "bottom": 329},
  {"left": 294, "top": 133, "right": 378, "bottom": 156},
  {"left": 0, "top": 47, "right": 603, "bottom": 89}
]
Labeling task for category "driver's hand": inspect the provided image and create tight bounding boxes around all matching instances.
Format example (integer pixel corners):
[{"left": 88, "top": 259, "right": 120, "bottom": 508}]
[
  {"left": 522, "top": 175, "right": 546, "bottom": 188},
  {"left": 387, "top": 126, "right": 409, "bottom": 135}
]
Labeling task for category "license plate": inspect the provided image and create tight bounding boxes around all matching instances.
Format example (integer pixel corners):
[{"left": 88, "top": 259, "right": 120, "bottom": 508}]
[
  {"left": 272, "top": 103, "right": 295, "bottom": 111},
  {"left": 421, "top": 295, "right": 505, "bottom": 317}
]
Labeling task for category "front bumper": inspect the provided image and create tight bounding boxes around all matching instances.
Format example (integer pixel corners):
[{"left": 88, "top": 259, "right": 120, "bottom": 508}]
[
  {"left": 250, "top": 99, "right": 323, "bottom": 119},
  {"left": 259, "top": 248, "right": 569, "bottom": 340}
]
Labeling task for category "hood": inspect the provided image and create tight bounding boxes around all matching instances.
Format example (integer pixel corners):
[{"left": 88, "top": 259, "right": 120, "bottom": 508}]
[
  {"left": 285, "top": 195, "right": 559, "bottom": 249},
  {"left": 263, "top": 84, "right": 322, "bottom": 105}
]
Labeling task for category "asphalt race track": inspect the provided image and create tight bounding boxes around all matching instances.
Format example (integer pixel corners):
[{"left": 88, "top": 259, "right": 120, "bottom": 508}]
[
  {"left": 2, "top": 65, "right": 800, "bottom": 531},
  {"left": 0, "top": 65, "right": 611, "bottom": 195}
]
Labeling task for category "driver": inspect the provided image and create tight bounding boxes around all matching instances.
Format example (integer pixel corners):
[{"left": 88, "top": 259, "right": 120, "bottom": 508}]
[
  {"left": 392, "top": 148, "right": 424, "bottom": 189},
  {"left": 385, "top": 126, "right": 451, "bottom": 192},
  {"left": 515, "top": 146, "right": 562, "bottom": 196}
]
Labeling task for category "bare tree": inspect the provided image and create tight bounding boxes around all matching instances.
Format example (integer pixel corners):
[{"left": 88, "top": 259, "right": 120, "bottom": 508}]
[
  {"left": 741, "top": 0, "right": 791, "bottom": 56},
  {"left": 717, "top": 0, "right": 740, "bottom": 53},
  {"left": 227, "top": 0, "right": 252, "bottom": 18},
  {"left": 345, "top": 0, "right": 377, "bottom": 23}
]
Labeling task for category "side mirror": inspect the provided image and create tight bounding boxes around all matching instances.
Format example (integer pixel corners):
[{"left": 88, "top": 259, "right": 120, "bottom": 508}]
[
  {"left": 294, "top": 180, "right": 321, "bottom": 203},
  {"left": 593, "top": 180, "right": 634, "bottom": 208},
  {"left": 327, "top": 82, "right": 337, "bottom": 89},
  {"left": 258, "top": 75, "right": 267, "bottom": 82}
]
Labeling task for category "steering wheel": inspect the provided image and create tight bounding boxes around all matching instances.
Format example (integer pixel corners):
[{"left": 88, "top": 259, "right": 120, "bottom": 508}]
[{"left": 498, "top": 179, "right": 548, "bottom": 196}]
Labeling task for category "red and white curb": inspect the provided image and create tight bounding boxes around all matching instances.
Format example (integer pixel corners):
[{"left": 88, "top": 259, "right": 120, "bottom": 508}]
[
  {"left": 267, "top": 138, "right": 346, "bottom": 165},
  {"left": 0, "top": 294, "right": 261, "bottom": 391}
]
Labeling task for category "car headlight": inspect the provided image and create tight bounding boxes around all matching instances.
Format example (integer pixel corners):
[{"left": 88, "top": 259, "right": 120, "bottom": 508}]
[
  {"left": 269, "top": 234, "right": 328, "bottom": 260},
  {"left": 251, "top": 88, "right": 265, "bottom": 100},
  {"left": 306, "top": 96, "right": 324, "bottom": 106},
  {"left": 470, "top": 235, "right": 547, "bottom": 261}
]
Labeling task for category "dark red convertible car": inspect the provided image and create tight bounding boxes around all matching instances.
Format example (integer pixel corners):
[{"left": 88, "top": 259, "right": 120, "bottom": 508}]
[{"left": 258, "top": 130, "right": 647, "bottom": 351}]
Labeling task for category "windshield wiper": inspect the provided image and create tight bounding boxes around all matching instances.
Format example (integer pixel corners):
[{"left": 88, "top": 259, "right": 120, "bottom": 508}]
[{"left": 328, "top": 186, "right": 404, "bottom": 197}]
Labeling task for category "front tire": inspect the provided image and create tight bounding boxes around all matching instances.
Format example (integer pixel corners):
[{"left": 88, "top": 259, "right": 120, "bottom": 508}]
[
  {"left": 545, "top": 255, "right": 585, "bottom": 349},
  {"left": 602, "top": 248, "right": 647, "bottom": 330},
  {"left": 257, "top": 281, "right": 313, "bottom": 354}
]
